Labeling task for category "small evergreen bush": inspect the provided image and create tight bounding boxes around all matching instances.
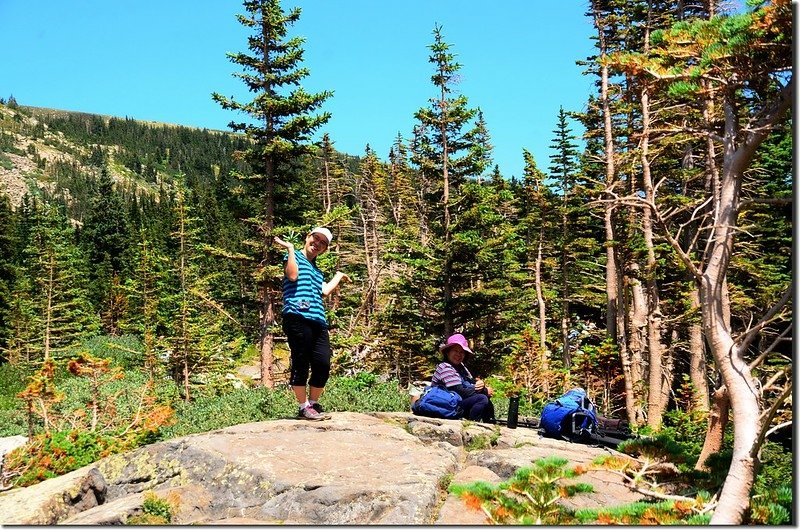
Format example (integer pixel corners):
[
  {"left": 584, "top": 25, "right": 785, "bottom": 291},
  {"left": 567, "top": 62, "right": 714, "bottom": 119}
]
[
  {"left": 160, "top": 386, "right": 296, "bottom": 438},
  {"left": 449, "top": 456, "right": 593, "bottom": 524},
  {"left": 5, "top": 430, "right": 123, "bottom": 487},
  {"left": 0, "top": 363, "right": 35, "bottom": 436},
  {"left": 126, "top": 490, "right": 176, "bottom": 525},
  {"left": 320, "top": 374, "right": 410, "bottom": 413},
  {"left": 574, "top": 499, "right": 711, "bottom": 525}
]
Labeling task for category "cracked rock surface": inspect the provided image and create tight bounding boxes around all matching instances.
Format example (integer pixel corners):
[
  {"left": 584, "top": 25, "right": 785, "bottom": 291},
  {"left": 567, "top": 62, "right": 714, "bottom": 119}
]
[{"left": 0, "top": 412, "right": 643, "bottom": 525}]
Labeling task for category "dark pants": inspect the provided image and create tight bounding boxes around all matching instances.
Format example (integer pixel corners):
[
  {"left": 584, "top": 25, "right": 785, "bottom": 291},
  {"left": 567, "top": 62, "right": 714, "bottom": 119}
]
[
  {"left": 282, "top": 313, "right": 331, "bottom": 388},
  {"left": 461, "top": 393, "right": 495, "bottom": 422}
]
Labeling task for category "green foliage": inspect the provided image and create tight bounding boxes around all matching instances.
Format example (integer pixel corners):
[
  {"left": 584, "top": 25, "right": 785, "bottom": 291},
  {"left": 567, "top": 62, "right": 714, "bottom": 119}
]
[
  {"left": 161, "top": 374, "right": 410, "bottom": 439},
  {"left": 126, "top": 490, "right": 175, "bottom": 525},
  {"left": 5, "top": 429, "right": 124, "bottom": 487},
  {"left": 464, "top": 430, "right": 500, "bottom": 451},
  {"left": 617, "top": 434, "right": 688, "bottom": 464},
  {"left": 141, "top": 490, "right": 174, "bottom": 523},
  {"left": 160, "top": 386, "right": 293, "bottom": 439},
  {"left": 449, "top": 456, "right": 591, "bottom": 524},
  {"left": 0, "top": 153, "right": 13, "bottom": 170},
  {"left": 574, "top": 499, "right": 711, "bottom": 525},
  {"left": 666, "top": 80, "right": 700, "bottom": 97},
  {"left": 749, "top": 441, "right": 793, "bottom": 524},
  {"left": 79, "top": 335, "right": 148, "bottom": 371},
  {"left": 321, "top": 375, "right": 410, "bottom": 413},
  {"left": 0, "top": 362, "right": 34, "bottom": 435},
  {"left": 651, "top": 407, "right": 709, "bottom": 465},
  {"left": 5, "top": 346, "right": 177, "bottom": 487}
]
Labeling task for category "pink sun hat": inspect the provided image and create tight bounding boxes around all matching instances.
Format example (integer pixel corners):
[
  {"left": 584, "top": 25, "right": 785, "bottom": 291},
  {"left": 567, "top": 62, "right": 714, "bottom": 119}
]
[{"left": 439, "top": 333, "right": 473, "bottom": 354}]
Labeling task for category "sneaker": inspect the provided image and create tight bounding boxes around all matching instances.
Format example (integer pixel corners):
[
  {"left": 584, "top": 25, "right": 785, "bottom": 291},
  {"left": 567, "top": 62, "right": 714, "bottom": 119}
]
[
  {"left": 298, "top": 405, "right": 327, "bottom": 421},
  {"left": 311, "top": 402, "right": 325, "bottom": 414}
]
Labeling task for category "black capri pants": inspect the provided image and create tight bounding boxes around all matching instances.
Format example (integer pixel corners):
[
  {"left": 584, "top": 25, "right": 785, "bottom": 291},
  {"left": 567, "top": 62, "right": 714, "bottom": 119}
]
[{"left": 282, "top": 313, "right": 332, "bottom": 388}]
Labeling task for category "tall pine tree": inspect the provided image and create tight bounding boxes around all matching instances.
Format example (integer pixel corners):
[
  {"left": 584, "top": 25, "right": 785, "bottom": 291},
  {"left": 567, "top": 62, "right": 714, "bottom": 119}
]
[{"left": 212, "top": 0, "right": 332, "bottom": 387}]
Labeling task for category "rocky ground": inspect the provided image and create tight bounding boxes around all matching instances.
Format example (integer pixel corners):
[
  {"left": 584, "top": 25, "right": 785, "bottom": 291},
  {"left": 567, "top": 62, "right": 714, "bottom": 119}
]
[{"left": 0, "top": 412, "right": 643, "bottom": 525}]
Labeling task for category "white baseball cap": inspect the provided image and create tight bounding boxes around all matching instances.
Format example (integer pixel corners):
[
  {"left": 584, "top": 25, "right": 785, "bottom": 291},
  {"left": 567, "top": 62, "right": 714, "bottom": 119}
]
[{"left": 310, "top": 226, "right": 333, "bottom": 245}]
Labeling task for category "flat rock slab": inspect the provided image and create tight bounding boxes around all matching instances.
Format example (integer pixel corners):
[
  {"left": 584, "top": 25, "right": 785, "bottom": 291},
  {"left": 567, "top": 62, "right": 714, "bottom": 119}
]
[{"left": 0, "top": 412, "right": 643, "bottom": 525}]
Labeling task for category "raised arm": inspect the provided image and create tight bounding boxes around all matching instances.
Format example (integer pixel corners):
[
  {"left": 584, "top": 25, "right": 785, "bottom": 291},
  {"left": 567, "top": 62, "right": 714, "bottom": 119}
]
[
  {"left": 273, "top": 236, "right": 298, "bottom": 281},
  {"left": 322, "top": 271, "right": 350, "bottom": 296}
]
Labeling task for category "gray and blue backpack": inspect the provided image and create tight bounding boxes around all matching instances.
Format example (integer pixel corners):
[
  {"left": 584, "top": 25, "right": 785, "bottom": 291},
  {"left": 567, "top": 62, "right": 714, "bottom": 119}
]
[{"left": 540, "top": 388, "right": 598, "bottom": 441}]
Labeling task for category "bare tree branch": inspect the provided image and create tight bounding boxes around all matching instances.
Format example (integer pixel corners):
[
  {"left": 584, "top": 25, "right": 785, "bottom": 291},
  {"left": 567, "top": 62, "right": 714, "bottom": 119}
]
[{"left": 736, "top": 282, "right": 793, "bottom": 353}]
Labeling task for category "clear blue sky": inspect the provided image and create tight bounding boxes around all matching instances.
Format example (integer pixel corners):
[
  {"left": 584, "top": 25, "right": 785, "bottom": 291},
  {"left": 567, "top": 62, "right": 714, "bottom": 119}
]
[{"left": 1, "top": 1, "right": 596, "bottom": 180}]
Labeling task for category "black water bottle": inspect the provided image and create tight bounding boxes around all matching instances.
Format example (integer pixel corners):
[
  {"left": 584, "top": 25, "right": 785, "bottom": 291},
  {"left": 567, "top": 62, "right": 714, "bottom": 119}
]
[{"left": 507, "top": 396, "right": 520, "bottom": 429}]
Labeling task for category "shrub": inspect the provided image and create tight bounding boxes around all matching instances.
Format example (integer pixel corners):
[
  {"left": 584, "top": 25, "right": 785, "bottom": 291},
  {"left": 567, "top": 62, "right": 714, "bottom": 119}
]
[
  {"left": 79, "top": 335, "right": 147, "bottom": 371},
  {"left": 449, "top": 456, "right": 593, "bottom": 524},
  {"left": 320, "top": 375, "right": 410, "bottom": 413},
  {"left": 126, "top": 490, "right": 177, "bottom": 525},
  {"left": 5, "top": 430, "right": 124, "bottom": 487},
  {"left": 160, "top": 386, "right": 296, "bottom": 439},
  {"left": 749, "top": 441, "right": 793, "bottom": 524},
  {"left": 575, "top": 499, "right": 712, "bottom": 525},
  {"left": 0, "top": 363, "right": 35, "bottom": 436},
  {"left": 655, "top": 407, "right": 709, "bottom": 463}
]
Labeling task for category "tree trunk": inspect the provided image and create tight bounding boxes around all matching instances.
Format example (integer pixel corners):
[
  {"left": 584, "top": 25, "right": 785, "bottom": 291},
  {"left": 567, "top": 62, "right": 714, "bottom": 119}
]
[
  {"left": 322, "top": 158, "right": 332, "bottom": 215},
  {"left": 259, "top": 155, "right": 276, "bottom": 389},
  {"left": 626, "top": 271, "right": 646, "bottom": 425},
  {"left": 688, "top": 287, "right": 710, "bottom": 413},
  {"left": 534, "top": 231, "right": 549, "bottom": 394},
  {"left": 703, "top": 82, "right": 792, "bottom": 523},
  {"left": 259, "top": 285, "right": 276, "bottom": 389},
  {"left": 440, "top": 86, "right": 454, "bottom": 337},
  {"left": 561, "top": 201, "right": 570, "bottom": 369},
  {"left": 639, "top": 68, "right": 670, "bottom": 430},
  {"left": 628, "top": 270, "right": 648, "bottom": 402},
  {"left": 695, "top": 386, "right": 729, "bottom": 471},
  {"left": 44, "top": 252, "right": 55, "bottom": 361},
  {"left": 593, "top": 8, "right": 638, "bottom": 424}
]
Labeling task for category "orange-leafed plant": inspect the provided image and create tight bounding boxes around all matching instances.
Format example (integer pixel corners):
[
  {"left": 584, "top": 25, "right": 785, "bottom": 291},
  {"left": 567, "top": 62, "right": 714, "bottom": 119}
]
[{"left": 16, "top": 358, "right": 64, "bottom": 437}]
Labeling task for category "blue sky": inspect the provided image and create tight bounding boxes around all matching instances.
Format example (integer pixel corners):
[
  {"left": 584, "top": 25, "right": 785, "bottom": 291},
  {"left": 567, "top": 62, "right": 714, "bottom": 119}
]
[{"left": 1, "top": 1, "right": 596, "bottom": 180}]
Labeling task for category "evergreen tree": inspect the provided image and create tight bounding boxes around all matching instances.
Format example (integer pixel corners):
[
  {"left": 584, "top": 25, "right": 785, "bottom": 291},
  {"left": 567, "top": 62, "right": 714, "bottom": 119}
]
[
  {"left": 120, "top": 228, "right": 171, "bottom": 376},
  {"left": 212, "top": 0, "right": 332, "bottom": 387},
  {"left": 0, "top": 193, "right": 17, "bottom": 359},
  {"left": 167, "top": 179, "right": 231, "bottom": 401},
  {"left": 411, "top": 24, "right": 492, "bottom": 337},
  {"left": 612, "top": 1, "right": 792, "bottom": 520},
  {"left": 382, "top": 133, "right": 417, "bottom": 230},
  {"left": 515, "top": 149, "right": 559, "bottom": 397},
  {"left": 16, "top": 205, "right": 98, "bottom": 362},
  {"left": 78, "top": 167, "right": 131, "bottom": 333},
  {"left": 548, "top": 108, "right": 579, "bottom": 369}
]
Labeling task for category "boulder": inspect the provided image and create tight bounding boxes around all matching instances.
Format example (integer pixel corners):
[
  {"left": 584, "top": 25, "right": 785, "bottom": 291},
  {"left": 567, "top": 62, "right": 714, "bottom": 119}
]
[
  {"left": 0, "top": 466, "right": 106, "bottom": 524},
  {"left": 0, "top": 412, "right": 643, "bottom": 525}
]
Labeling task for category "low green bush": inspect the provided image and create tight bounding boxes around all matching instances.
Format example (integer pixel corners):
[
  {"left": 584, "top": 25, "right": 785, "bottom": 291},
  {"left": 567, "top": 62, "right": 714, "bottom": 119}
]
[
  {"left": 127, "top": 491, "right": 176, "bottom": 525},
  {"left": 574, "top": 499, "right": 712, "bottom": 525},
  {"left": 6, "top": 430, "right": 124, "bottom": 487},
  {"left": 749, "top": 441, "right": 793, "bottom": 524},
  {"left": 160, "top": 386, "right": 296, "bottom": 439},
  {"left": 78, "top": 335, "right": 147, "bottom": 371},
  {"left": 321, "top": 375, "right": 409, "bottom": 413},
  {"left": 0, "top": 363, "right": 35, "bottom": 436},
  {"left": 161, "top": 374, "right": 412, "bottom": 439},
  {"left": 449, "top": 456, "right": 593, "bottom": 524}
]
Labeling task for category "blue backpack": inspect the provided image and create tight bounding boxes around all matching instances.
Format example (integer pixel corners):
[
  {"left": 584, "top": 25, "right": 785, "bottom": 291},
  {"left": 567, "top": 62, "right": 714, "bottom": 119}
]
[
  {"left": 540, "top": 388, "right": 598, "bottom": 441},
  {"left": 412, "top": 385, "right": 462, "bottom": 419}
]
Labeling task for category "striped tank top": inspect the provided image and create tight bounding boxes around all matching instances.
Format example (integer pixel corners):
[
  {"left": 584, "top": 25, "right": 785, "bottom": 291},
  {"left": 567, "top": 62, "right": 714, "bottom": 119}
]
[{"left": 282, "top": 251, "right": 328, "bottom": 326}]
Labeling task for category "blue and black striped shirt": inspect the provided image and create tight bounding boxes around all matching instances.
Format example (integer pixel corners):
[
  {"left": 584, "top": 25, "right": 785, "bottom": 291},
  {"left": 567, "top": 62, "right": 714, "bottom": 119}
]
[{"left": 282, "top": 251, "right": 328, "bottom": 326}]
